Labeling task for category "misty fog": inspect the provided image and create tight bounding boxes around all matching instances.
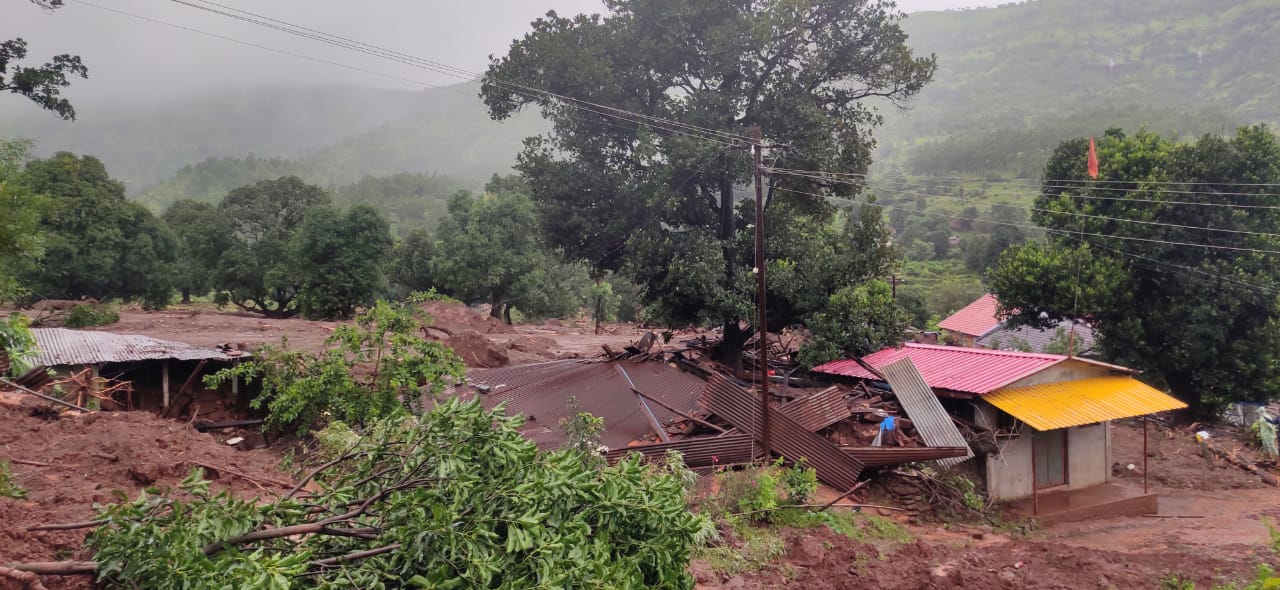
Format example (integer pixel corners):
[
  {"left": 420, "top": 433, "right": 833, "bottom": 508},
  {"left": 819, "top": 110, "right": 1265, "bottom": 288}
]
[{"left": 7, "top": 0, "right": 1009, "bottom": 108}]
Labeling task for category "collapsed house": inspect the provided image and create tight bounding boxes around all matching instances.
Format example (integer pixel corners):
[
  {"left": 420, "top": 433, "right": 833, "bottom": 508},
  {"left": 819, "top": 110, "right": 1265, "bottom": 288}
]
[
  {"left": 16, "top": 327, "right": 248, "bottom": 416},
  {"left": 813, "top": 343, "right": 1186, "bottom": 502},
  {"left": 451, "top": 355, "right": 969, "bottom": 493}
]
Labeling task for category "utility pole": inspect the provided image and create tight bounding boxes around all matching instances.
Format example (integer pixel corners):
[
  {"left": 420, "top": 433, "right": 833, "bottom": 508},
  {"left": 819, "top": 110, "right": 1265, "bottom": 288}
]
[{"left": 751, "top": 126, "right": 771, "bottom": 458}]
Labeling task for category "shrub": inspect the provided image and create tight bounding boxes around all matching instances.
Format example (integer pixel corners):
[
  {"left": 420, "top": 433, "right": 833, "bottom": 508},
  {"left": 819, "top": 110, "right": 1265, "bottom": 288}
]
[{"left": 64, "top": 303, "right": 119, "bottom": 328}]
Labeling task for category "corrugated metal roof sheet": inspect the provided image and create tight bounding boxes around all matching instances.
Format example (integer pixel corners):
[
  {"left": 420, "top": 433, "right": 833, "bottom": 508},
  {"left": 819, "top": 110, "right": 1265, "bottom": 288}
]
[
  {"left": 606, "top": 434, "right": 761, "bottom": 467},
  {"left": 702, "top": 374, "right": 864, "bottom": 490},
  {"left": 29, "top": 328, "right": 245, "bottom": 367},
  {"left": 976, "top": 320, "right": 1096, "bottom": 355},
  {"left": 779, "top": 386, "right": 852, "bottom": 432},
  {"left": 937, "top": 294, "right": 1002, "bottom": 338},
  {"left": 878, "top": 358, "right": 974, "bottom": 467},
  {"left": 813, "top": 344, "right": 1066, "bottom": 395},
  {"left": 985, "top": 376, "right": 1188, "bottom": 431},
  {"left": 843, "top": 446, "right": 972, "bottom": 468},
  {"left": 465, "top": 359, "right": 706, "bottom": 450}
]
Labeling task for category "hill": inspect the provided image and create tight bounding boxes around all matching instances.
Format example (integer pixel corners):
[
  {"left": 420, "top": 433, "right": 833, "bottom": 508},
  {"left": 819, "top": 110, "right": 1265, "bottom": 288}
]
[
  {"left": 1, "top": 80, "right": 544, "bottom": 201},
  {"left": 878, "top": 0, "right": 1280, "bottom": 176}
]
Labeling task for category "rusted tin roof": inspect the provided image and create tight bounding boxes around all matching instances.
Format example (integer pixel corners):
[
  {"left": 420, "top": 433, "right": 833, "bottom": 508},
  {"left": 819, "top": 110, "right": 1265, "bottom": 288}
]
[
  {"left": 702, "top": 374, "right": 864, "bottom": 490},
  {"left": 464, "top": 359, "right": 707, "bottom": 450},
  {"left": 29, "top": 328, "right": 246, "bottom": 367},
  {"left": 842, "top": 446, "right": 972, "bottom": 468},
  {"left": 779, "top": 386, "right": 853, "bottom": 432},
  {"left": 878, "top": 358, "right": 974, "bottom": 467},
  {"left": 813, "top": 343, "right": 1133, "bottom": 395},
  {"left": 606, "top": 433, "right": 762, "bottom": 467}
]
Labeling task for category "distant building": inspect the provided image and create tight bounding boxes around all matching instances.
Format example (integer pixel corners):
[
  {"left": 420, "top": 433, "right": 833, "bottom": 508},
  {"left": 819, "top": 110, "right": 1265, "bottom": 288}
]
[
  {"left": 937, "top": 293, "right": 1002, "bottom": 347},
  {"left": 940, "top": 294, "right": 1095, "bottom": 355}
]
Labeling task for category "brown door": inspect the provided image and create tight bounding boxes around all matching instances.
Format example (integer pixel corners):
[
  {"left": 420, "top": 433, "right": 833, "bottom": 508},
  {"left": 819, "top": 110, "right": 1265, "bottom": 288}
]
[{"left": 1033, "top": 429, "right": 1068, "bottom": 489}]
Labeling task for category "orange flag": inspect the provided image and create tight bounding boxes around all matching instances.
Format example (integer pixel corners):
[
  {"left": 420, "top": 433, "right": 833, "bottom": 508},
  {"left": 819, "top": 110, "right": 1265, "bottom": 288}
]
[{"left": 1087, "top": 136, "right": 1099, "bottom": 179}]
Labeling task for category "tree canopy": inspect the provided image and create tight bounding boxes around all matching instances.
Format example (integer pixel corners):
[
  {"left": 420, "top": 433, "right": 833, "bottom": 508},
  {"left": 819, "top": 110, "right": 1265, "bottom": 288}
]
[
  {"left": 0, "top": 37, "right": 87, "bottom": 120},
  {"left": 162, "top": 199, "right": 232, "bottom": 304},
  {"left": 213, "top": 176, "right": 330, "bottom": 318},
  {"left": 483, "top": 0, "right": 934, "bottom": 366},
  {"left": 988, "top": 126, "right": 1280, "bottom": 412},
  {"left": 19, "top": 152, "right": 175, "bottom": 308},
  {"left": 0, "top": 139, "right": 46, "bottom": 302},
  {"left": 295, "top": 205, "right": 394, "bottom": 321}
]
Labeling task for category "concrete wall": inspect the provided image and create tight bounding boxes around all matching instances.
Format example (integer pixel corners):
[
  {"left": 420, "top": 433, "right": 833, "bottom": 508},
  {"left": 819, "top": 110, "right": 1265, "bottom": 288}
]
[
  {"left": 1067, "top": 422, "right": 1111, "bottom": 489},
  {"left": 983, "top": 411, "right": 1113, "bottom": 501},
  {"left": 986, "top": 428, "right": 1034, "bottom": 501}
]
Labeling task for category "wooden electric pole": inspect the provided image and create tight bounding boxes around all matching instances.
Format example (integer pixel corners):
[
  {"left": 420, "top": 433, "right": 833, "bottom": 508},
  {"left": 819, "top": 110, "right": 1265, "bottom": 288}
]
[{"left": 751, "top": 126, "right": 771, "bottom": 458}]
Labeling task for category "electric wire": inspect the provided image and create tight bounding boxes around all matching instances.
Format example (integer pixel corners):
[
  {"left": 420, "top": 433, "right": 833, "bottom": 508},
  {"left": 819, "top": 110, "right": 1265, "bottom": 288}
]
[
  {"left": 764, "top": 168, "right": 1280, "bottom": 240},
  {"left": 771, "top": 185, "right": 1280, "bottom": 298},
  {"left": 168, "top": 0, "right": 755, "bottom": 147}
]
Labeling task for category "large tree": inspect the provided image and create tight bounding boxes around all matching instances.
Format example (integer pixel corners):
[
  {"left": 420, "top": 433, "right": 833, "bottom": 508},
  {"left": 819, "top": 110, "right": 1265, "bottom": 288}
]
[
  {"left": 432, "top": 188, "right": 546, "bottom": 321},
  {"left": 295, "top": 205, "right": 394, "bottom": 320},
  {"left": 0, "top": 139, "right": 46, "bottom": 302},
  {"left": 988, "top": 127, "right": 1280, "bottom": 413},
  {"left": 19, "top": 152, "right": 176, "bottom": 308},
  {"left": 162, "top": 199, "right": 233, "bottom": 304},
  {"left": 213, "top": 176, "right": 329, "bottom": 318},
  {"left": 483, "top": 0, "right": 934, "bottom": 366}
]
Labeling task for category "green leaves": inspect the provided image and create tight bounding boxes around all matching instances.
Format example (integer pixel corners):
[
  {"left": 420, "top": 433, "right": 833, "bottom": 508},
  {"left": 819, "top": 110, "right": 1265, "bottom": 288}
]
[
  {"left": 0, "top": 37, "right": 88, "bottom": 121},
  {"left": 88, "top": 399, "right": 704, "bottom": 589},
  {"left": 992, "top": 127, "right": 1280, "bottom": 413}
]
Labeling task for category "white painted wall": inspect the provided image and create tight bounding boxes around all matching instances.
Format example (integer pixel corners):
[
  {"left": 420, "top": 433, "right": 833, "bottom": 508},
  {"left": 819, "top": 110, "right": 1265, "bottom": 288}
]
[{"left": 982, "top": 408, "right": 1113, "bottom": 500}]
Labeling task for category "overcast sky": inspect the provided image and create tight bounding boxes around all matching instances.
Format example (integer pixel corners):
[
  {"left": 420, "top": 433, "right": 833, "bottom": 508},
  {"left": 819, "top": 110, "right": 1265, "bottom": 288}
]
[{"left": 8, "top": 0, "right": 1010, "bottom": 105}]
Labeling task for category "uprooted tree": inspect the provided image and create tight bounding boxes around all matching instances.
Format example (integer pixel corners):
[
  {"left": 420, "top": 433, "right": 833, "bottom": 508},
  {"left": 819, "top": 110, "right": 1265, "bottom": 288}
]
[
  {"left": 483, "top": 0, "right": 935, "bottom": 369},
  {"left": 7, "top": 298, "right": 708, "bottom": 588},
  {"left": 7, "top": 399, "right": 709, "bottom": 589}
]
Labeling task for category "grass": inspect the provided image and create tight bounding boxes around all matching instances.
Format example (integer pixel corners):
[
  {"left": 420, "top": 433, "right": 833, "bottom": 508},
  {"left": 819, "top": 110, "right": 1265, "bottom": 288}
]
[
  {"left": 0, "top": 460, "right": 28, "bottom": 499},
  {"left": 694, "top": 517, "right": 787, "bottom": 574}
]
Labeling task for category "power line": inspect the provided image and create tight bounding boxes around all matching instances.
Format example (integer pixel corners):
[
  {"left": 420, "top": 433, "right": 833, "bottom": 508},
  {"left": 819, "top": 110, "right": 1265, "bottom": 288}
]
[
  {"left": 770, "top": 184, "right": 1280, "bottom": 255},
  {"left": 168, "top": 0, "right": 756, "bottom": 147},
  {"left": 859, "top": 170, "right": 1280, "bottom": 190},
  {"left": 68, "top": 0, "right": 430, "bottom": 88},
  {"left": 771, "top": 185, "right": 1280, "bottom": 299},
  {"left": 766, "top": 167, "right": 1280, "bottom": 206},
  {"left": 765, "top": 168, "right": 1280, "bottom": 242},
  {"left": 69, "top": 0, "right": 692, "bottom": 150},
  {"left": 183, "top": 0, "right": 757, "bottom": 145}
]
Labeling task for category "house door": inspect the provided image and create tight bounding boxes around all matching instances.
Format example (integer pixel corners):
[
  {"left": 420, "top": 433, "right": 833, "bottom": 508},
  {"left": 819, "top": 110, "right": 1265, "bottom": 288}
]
[{"left": 1033, "top": 429, "right": 1068, "bottom": 489}]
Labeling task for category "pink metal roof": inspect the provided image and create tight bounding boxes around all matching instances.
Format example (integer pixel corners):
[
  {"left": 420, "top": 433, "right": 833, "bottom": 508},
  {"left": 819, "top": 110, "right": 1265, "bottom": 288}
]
[
  {"left": 813, "top": 343, "right": 1072, "bottom": 395},
  {"left": 937, "top": 294, "right": 1002, "bottom": 338}
]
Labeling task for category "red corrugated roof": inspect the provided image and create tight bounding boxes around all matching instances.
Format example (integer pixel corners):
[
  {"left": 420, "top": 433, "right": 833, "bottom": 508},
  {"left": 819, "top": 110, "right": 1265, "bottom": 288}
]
[
  {"left": 937, "top": 293, "right": 1002, "bottom": 337},
  {"left": 813, "top": 343, "right": 1072, "bottom": 395}
]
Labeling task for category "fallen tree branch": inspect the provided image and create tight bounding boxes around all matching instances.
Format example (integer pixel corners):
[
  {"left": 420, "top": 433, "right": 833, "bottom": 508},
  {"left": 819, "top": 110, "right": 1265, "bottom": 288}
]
[
  {"left": 27, "top": 519, "right": 106, "bottom": 532},
  {"left": 8, "top": 459, "right": 53, "bottom": 467},
  {"left": 185, "top": 461, "right": 293, "bottom": 490},
  {"left": 0, "top": 565, "right": 49, "bottom": 590},
  {"left": 3, "top": 561, "right": 98, "bottom": 576},
  {"left": 308, "top": 543, "right": 401, "bottom": 569}
]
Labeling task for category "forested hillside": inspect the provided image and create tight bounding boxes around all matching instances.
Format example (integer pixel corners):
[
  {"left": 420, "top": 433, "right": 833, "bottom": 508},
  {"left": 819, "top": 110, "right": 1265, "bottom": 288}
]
[{"left": 879, "top": 0, "right": 1280, "bottom": 176}]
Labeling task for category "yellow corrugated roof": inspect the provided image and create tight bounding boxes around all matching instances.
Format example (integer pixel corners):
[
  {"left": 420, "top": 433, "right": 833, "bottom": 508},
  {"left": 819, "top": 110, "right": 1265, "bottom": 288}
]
[{"left": 986, "top": 376, "right": 1187, "bottom": 431}]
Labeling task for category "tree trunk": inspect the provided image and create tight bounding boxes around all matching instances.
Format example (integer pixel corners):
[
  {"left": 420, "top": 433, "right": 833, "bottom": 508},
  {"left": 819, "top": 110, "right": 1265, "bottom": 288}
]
[
  {"left": 181, "top": 288, "right": 191, "bottom": 304},
  {"left": 719, "top": 173, "right": 736, "bottom": 281},
  {"left": 489, "top": 292, "right": 504, "bottom": 319},
  {"left": 1163, "top": 373, "right": 1203, "bottom": 422},
  {"left": 594, "top": 278, "right": 603, "bottom": 335},
  {"left": 503, "top": 303, "right": 513, "bottom": 325},
  {"left": 715, "top": 321, "right": 749, "bottom": 375}
]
